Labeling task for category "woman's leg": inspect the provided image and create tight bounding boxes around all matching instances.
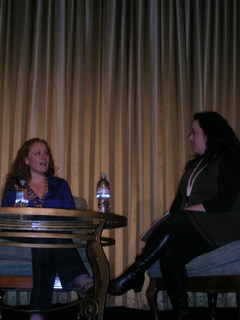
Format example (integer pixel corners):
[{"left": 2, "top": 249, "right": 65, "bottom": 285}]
[
  {"left": 29, "top": 248, "right": 57, "bottom": 319},
  {"left": 159, "top": 212, "right": 214, "bottom": 320},
  {"left": 53, "top": 247, "right": 93, "bottom": 294},
  {"left": 108, "top": 210, "right": 214, "bottom": 297},
  {"left": 161, "top": 267, "right": 190, "bottom": 320},
  {"left": 108, "top": 234, "right": 171, "bottom": 295},
  {"left": 29, "top": 246, "right": 93, "bottom": 319}
]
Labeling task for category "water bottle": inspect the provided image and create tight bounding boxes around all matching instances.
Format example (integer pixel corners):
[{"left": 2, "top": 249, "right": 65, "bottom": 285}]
[
  {"left": 96, "top": 173, "right": 111, "bottom": 213},
  {"left": 15, "top": 180, "right": 29, "bottom": 207}
]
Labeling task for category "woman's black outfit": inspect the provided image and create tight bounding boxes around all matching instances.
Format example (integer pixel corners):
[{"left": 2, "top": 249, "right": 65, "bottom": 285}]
[{"left": 108, "top": 156, "right": 240, "bottom": 319}]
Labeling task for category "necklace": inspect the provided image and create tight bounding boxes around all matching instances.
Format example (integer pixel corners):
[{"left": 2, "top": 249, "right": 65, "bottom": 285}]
[
  {"left": 32, "top": 177, "right": 48, "bottom": 208},
  {"left": 185, "top": 159, "right": 207, "bottom": 205}
]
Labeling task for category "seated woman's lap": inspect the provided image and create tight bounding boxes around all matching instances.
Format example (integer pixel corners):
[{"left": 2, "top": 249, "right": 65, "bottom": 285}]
[{"left": 158, "top": 210, "right": 214, "bottom": 275}]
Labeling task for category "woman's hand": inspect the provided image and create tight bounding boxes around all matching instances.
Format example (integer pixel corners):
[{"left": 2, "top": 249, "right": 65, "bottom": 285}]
[
  {"left": 184, "top": 203, "right": 206, "bottom": 212},
  {"left": 27, "top": 189, "right": 38, "bottom": 201},
  {"left": 14, "top": 184, "right": 37, "bottom": 201}
]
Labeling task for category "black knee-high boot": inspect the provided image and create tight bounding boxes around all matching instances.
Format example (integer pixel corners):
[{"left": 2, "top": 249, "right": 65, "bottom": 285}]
[
  {"left": 163, "top": 267, "right": 191, "bottom": 320},
  {"left": 108, "top": 234, "right": 170, "bottom": 296}
]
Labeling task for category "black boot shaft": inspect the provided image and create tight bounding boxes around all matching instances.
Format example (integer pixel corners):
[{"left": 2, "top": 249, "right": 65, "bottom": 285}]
[{"left": 108, "top": 234, "right": 170, "bottom": 295}]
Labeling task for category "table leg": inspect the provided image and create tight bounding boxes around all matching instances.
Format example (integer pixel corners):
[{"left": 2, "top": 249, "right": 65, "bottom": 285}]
[{"left": 87, "top": 220, "right": 109, "bottom": 320}]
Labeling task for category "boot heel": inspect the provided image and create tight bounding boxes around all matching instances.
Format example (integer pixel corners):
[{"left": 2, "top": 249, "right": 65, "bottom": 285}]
[
  {"left": 108, "top": 273, "right": 145, "bottom": 295},
  {"left": 133, "top": 276, "right": 144, "bottom": 293},
  {"left": 133, "top": 285, "right": 143, "bottom": 293}
]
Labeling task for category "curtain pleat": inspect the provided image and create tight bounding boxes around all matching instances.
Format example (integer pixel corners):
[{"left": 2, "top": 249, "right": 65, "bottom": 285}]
[{"left": 0, "top": 0, "right": 239, "bottom": 309}]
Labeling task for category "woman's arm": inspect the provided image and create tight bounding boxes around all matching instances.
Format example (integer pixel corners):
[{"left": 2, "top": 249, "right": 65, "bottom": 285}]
[
  {"left": 1, "top": 188, "right": 16, "bottom": 207},
  {"left": 59, "top": 179, "right": 76, "bottom": 209},
  {"left": 185, "top": 158, "right": 240, "bottom": 213}
]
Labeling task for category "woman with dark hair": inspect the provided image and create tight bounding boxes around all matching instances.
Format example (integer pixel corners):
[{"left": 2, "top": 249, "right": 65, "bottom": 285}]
[
  {"left": 108, "top": 112, "right": 240, "bottom": 320},
  {"left": 1, "top": 138, "right": 93, "bottom": 320}
]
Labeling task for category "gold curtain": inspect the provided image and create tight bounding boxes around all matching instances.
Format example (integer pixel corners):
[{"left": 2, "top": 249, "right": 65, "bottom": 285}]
[{"left": 0, "top": 0, "right": 239, "bottom": 309}]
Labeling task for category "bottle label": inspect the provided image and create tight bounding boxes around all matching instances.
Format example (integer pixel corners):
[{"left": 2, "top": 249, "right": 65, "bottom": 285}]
[
  {"left": 96, "top": 186, "right": 110, "bottom": 198},
  {"left": 15, "top": 190, "right": 28, "bottom": 206}
]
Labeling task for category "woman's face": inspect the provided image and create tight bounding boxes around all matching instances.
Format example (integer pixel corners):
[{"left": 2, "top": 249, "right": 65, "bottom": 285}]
[
  {"left": 24, "top": 142, "right": 50, "bottom": 175},
  {"left": 188, "top": 120, "right": 207, "bottom": 156}
]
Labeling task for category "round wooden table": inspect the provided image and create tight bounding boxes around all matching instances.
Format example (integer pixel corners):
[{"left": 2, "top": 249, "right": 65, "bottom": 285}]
[{"left": 0, "top": 207, "right": 127, "bottom": 320}]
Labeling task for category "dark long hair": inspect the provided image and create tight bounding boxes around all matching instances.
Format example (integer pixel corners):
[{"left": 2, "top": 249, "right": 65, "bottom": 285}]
[
  {"left": 3, "top": 138, "right": 55, "bottom": 190},
  {"left": 194, "top": 111, "right": 240, "bottom": 162}
]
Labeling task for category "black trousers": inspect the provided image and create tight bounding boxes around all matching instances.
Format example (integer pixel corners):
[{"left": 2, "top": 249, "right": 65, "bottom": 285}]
[
  {"left": 29, "top": 245, "right": 89, "bottom": 311},
  {"left": 152, "top": 210, "right": 215, "bottom": 276}
]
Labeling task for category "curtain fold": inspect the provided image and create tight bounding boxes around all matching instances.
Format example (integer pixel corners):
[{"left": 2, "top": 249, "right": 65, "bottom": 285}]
[{"left": 0, "top": 0, "right": 239, "bottom": 309}]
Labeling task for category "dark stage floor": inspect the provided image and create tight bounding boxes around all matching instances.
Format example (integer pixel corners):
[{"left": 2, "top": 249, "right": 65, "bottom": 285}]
[{"left": 1, "top": 306, "right": 239, "bottom": 320}]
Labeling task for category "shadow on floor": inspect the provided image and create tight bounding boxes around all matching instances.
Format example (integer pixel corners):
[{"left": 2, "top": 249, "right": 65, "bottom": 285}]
[{"left": 1, "top": 305, "right": 239, "bottom": 320}]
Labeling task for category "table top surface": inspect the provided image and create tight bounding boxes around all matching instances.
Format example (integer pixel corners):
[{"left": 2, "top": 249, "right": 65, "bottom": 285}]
[
  {"left": 0, "top": 207, "right": 127, "bottom": 228},
  {"left": 0, "top": 207, "right": 127, "bottom": 248},
  {"left": 0, "top": 207, "right": 127, "bottom": 247}
]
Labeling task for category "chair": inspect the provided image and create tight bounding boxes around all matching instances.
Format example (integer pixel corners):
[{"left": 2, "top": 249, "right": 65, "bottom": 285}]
[{"left": 146, "top": 241, "right": 240, "bottom": 320}]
